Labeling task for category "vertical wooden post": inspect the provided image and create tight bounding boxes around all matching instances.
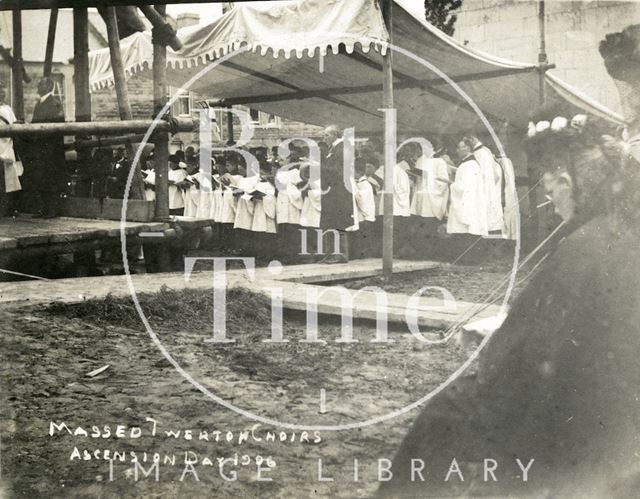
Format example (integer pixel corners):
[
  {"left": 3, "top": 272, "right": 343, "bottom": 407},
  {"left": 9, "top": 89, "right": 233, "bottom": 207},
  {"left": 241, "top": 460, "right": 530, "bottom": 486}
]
[
  {"left": 529, "top": 0, "right": 548, "bottom": 244},
  {"left": 537, "top": 0, "right": 547, "bottom": 106},
  {"left": 104, "top": 6, "right": 145, "bottom": 200},
  {"left": 12, "top": 9, "right": 24, "bottom": 122},
  {"left": 104, "top": 7, "right": 132, "bottom": 120},
  {"left": 43, "top": 9, "right": 59, "bottom": 77},
  {"left": 381, "top": 0, "right": 394, "bottom": 277},
  {"left": 73, "top": 8, "right": 91, "bottom": 122},
  {"left": 153, "top": 4, "right": 170, "bottom": 220},
  {"left": 226, "top": 107, "right": 234, "bottom": 143}
]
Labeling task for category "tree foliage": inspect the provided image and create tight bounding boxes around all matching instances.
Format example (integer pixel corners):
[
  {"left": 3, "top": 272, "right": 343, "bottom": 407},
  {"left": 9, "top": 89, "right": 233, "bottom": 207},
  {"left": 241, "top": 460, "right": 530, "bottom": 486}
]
[{"left": 424, "top": 0, "right": 463, "bottom": 36}]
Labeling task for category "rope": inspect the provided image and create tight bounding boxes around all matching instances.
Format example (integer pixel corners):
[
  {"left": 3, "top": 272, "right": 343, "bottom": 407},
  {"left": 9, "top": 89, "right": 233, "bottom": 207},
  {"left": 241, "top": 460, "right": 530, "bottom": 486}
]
[
  {"left": 449, "top": 176, "right": 544, "bottom": 266},
  {"left": 424, "top": 220, "right": 567, "bottom": 345},
  {"left": 0, "top": 268, "right": 53, "bottom": 282}
]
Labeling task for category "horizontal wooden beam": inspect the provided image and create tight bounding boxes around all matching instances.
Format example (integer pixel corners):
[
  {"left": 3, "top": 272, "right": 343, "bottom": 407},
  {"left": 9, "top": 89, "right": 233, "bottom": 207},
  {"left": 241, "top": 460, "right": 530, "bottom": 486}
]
[
  {"left": 0, "top": 118, "right": 195, "bottom": 138},
  {"left": 209, "top": 65, "right": 551, "bottom": 107},
  {"left": 2, "top": 1, "right": 290, "bottom": 11},
  {"left": 64, "top": 133, "right": 147, "bottom": 150}
]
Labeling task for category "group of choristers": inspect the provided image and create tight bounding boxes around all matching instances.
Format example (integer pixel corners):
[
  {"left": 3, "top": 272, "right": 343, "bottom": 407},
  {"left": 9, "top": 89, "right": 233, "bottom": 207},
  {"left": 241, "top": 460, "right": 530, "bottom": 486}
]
[
  {"left": 142, "top": 148, "right": 279, "bottom": 235},
  {"left": 139, "top": 130, "right": 516, "bottom": 258}
]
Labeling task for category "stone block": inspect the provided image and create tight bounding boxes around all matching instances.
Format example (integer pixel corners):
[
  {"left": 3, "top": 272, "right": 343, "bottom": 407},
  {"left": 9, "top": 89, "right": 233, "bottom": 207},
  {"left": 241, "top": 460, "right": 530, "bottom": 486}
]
[
  {"left": 101, "top": 198, "right": 155, "bottom": 222},
  {"left": 59, "top": 197, "right": 102, "bottom": 219}
]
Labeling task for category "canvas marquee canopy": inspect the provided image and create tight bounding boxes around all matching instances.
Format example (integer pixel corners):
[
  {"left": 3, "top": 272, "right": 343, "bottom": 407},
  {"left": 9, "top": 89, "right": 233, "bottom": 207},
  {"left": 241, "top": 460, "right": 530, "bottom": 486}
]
[{"left": 88, "top": 0, "right": 625, "bottom": 135}]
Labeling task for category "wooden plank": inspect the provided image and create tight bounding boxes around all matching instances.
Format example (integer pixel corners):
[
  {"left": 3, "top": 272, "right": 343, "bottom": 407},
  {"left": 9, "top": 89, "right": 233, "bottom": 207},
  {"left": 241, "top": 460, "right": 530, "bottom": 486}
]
[{"left": 273, "top": 259, "right": 441, "bottom": 284}]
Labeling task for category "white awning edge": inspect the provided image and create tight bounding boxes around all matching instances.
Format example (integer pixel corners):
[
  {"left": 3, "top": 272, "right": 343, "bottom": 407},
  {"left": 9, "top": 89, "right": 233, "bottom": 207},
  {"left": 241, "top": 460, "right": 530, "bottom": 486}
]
[{"left": 89, "top": 0, "right": 389, "bottom": 91}]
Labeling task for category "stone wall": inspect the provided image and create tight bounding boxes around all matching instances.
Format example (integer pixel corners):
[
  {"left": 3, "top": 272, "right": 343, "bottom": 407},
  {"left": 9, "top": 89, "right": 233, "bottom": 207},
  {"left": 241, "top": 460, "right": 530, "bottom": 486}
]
[{"left": 453, "top": 0, "right": 640, "bottom": 114}]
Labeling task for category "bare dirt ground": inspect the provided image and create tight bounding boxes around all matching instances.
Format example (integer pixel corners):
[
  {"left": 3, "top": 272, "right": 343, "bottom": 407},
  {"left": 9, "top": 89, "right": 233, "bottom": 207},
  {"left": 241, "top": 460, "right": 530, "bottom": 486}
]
[{"left": 0, "top": 261, "right": 519, "bottom": 498}]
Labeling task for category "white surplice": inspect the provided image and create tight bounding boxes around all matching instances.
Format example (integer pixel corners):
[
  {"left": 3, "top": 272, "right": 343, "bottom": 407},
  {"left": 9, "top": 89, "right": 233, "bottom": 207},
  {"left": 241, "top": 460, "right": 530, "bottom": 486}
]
[
  {"left": 168, "top": 168, "right": 187, "bottom": 210},
  {"left": 143, "top": 170, "right": 155, "bottom": 202},
  {"left": 446, "top": 156, "right": 488, "bottom": 236},
  {"left": 252, "top": 181, "right": 277, "bottom": 233},
  {"left": 410, "top": 155, "right": 450, "bottom": 220},
  {"left": 234, "top": 175, "right": 260, "bottom": 230},
  {"left": 275, "top": 168, "right": 303, "bottom": 224},
  {"left": 220, "top": 174, "right": 242, "bottom": 224},
  {"left": 300, "top": 179, "right": 322, "bottom": 228},
  {"left": 375, "top": 161, "right": 411, "bottom": 217},
  {"left": 355, "top": 176, "right": 376, "bottom": 223},
  {"left": 473, "top": 144, "right": 504, "bottom": 232},
  {"left": 183, "top": 174, "right": 199, "bottom": 218},
  {"left": 195, "top": 172, "right": 214, "bottom": 220},
  {"left": 0, "top": 104, "right": 20, "bottom": 193}
]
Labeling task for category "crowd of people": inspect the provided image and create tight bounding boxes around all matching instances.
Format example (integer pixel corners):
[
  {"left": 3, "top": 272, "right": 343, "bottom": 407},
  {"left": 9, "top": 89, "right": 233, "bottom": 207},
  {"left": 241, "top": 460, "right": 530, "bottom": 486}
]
[
  {"left": 135, "top": 125, "right": 517, "bottom": 262},
  {"left": 0, "top": 81, "right": 517, "bottom": 264}
]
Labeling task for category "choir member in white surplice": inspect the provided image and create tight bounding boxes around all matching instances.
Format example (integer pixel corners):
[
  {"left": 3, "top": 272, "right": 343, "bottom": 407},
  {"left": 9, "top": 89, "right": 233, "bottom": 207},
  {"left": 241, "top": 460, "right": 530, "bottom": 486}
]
[
  {"left": 371, "top": 156, "right": 411, "bottom": 257},
  {"left": 183, "top": 162, "right": 201, "bottom": 218},
  {"left": 168, "top": 155, "right": 187, "bottom": 215},
  {"left": 220, "top": 172, "right": 242, "bottom": 224},
  {"left": 350, "top": 158, "right": 377, "bottom": 259},
  {"left": 142, "top": 161, "right": 156, "bottom": 202},
  {"left": 408, "top": 151, "right": 451, "bottom": 258},
  {"left": 300, "top": 178, "right": 322, "bottom": 228},
  {"left": 355, "top": 175, "right": 376, "bottom": 223},
  {"left": 411, "top": 154, "right": 450, "bottom": 221},
  {"left": 275, "top": 167, "right": 304, "bottom": 225},
  {"left": 374, "top": 160, "right": 411, "bottom": 217},
  {"left": 211, "top": 174, "right": 224, "bottom": 223},
  {"left": 234, "top": 174, "right": 260, "bottom": 230},
  {"left": 446, "top": 140, "right": 488, "bottom": 237},
  {"left": 195, "top": 172, "right": 213, "bottom": 220},
  {"left": 465, "top": 134, "right": 504, "bottom": 232},
  {"left": 275, "top": 165, "right": 305, "bottom": 258},
  {"left": 251, "top": 180, "right": 277, "bottom": 234},
  {"left": 0, "top": 95, "right": 21, "bottom": 198}
]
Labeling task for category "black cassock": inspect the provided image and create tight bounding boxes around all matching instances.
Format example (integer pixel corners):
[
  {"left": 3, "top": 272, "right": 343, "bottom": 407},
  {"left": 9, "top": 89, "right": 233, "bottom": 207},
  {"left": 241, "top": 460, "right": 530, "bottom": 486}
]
[
  {"left": 320, "top": 140, "right": 355, "bottom": 231},
  {"left": 379, "top": 214, "right": 640, "bottom": 498},
  {"left": 19, "top": 94, "right": 65, "bottom": 214}
]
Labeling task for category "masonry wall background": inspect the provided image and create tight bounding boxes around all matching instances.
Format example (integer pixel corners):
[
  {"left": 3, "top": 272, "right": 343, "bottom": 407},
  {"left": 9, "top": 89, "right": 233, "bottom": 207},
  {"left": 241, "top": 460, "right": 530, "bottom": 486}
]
[{"left": 452, "top": 0, "right": 640, "bottom": 115}]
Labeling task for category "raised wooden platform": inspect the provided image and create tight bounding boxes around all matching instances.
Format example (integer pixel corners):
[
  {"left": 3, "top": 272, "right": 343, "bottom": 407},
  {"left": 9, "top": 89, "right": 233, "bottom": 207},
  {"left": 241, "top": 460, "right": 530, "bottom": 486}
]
[{"left": 0, "top": 215, "right": 168, "bottom": 258}]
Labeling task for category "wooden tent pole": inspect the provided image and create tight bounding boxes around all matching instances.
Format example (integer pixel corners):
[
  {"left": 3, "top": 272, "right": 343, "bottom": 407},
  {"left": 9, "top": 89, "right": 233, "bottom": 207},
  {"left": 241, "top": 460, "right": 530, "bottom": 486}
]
[
  {"left": 528, "top": 0, "right": 548, "bottom": 244},
  {"left": 537, "top": 0, "right": 547, "bottom": 106},
  {"left": 73, "top": 8, "right": 91, "bottom": 122},
  {"left": 11, "top": 9, "right": 24, "bottom": 122},
  {"left": 226, "top": 107, "right": 234, "bottom": 143},
  {"left": 104, "top": 7, "right": 132, "bottom": 120},
  {"left": 153, "top": 4, "right": 170, "bottom": 220},
  {"left": 381, "top": 0, "right": 394, "bottom": 277},
  {"left": 104, "top": 6, "right": 145, "bottom": 200},
  {"left": 43, "top": 8, "right": 59, "bottom": 77}
]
